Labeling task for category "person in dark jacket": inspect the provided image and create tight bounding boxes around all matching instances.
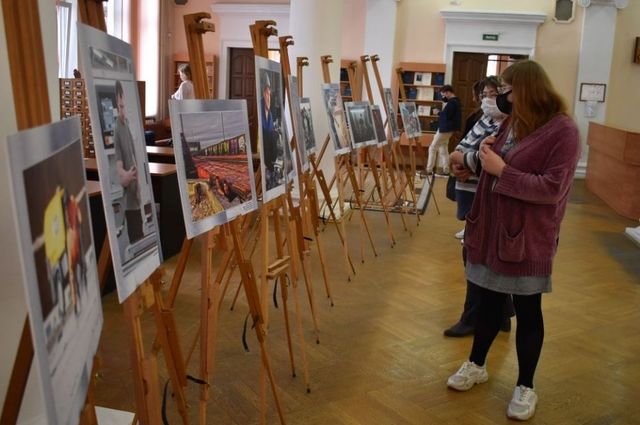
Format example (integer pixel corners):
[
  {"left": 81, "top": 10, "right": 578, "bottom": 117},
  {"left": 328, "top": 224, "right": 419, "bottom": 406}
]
[{"left": 425, "top": 84, "right": 461, "bottom": 175}]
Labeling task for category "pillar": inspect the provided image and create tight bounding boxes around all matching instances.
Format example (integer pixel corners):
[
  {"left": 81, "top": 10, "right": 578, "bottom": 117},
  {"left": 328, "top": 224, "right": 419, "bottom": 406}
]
[{"left": 288, "top": 0, "right": 344, "bottom": 181}]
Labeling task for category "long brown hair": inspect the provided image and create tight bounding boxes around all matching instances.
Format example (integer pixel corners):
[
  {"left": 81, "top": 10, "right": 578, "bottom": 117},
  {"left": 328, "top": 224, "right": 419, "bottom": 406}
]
[{"left": 501, "top": 60, "right": 568, "bottom": 141}]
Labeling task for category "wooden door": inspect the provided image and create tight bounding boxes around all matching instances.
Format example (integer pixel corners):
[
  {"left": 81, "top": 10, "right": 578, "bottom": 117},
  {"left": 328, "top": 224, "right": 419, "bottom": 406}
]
[
  {"left": 228, "top": 48, "right": 258, "bottom": 153},
  {"left": 451, "top": 52, "right": 488, "bottom": 138}
]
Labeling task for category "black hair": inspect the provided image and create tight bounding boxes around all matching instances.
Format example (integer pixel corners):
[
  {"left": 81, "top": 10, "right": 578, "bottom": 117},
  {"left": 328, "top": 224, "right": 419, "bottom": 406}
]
[{"left": 440, "top": 84, "right": 455, "bottom": 93}]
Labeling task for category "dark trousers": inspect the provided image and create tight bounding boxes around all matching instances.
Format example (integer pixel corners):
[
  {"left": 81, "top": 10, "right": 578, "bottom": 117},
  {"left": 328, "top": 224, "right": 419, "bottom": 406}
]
[
  {"left": 470, "top": 285, "right": 545, "bottom": 388},
  {"left": 459, "top": 280, "right": 514, "bottom": 327},
  {"left": 125, "top": 209, "right": 143, "bottom": 243},
  {"left": 459, "top": 246, "right": 514, "bottom": 327}
]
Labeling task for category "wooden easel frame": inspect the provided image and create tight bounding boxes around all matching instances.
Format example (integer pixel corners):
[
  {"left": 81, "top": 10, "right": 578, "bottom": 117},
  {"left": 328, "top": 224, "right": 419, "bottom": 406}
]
[
  {"left": 396, "top": 66, "right": 440, "bottom": 215},
  {"left": 251, "top": 19, "right": 309, "bottom": 424},
  {"left": 318, "top": 56, "right": 379, "bottom": 263},
  {"left": 279, "top": 35, "right": 336, "bottom": 307}
]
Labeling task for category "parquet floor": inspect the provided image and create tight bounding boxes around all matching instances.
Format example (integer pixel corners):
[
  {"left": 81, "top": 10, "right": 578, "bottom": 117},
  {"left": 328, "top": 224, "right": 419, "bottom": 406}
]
[{"left": 96, "top": 178, "right": 640, "bottom": 424}]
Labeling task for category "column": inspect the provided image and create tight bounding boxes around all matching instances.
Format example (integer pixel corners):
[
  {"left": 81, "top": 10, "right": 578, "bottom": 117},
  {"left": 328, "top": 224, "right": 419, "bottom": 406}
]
[
  {"left": 573, "top": 2, "right": 626, "bottom": 176},
  {"left": 288, "top": 0, "right": 344, "bottom": 182},
  {"left": 363, "top": 0, "right": 398, "bottom": 121}
]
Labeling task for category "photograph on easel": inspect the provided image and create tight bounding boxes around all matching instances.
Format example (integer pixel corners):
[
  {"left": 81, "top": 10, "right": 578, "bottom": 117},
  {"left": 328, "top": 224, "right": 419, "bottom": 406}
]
[
  {"left": 300, "top": 98, "right": 317, "bottom": 156},
  {"left": 168, "top": 100, "right": 258, "bottom": 239},
  {"left": 288, "top": 74, "right": 309, "bottom": 171},
  {"left": 78, "top": 23, "right": 161, "bottom": 303},
  {"left": 255, "top": 56, "right": 294, "bottom": 202},
  {"left": 399, "top": 101, "right": 422, "bottom": 138},
  {"left": 371, "top": 105, "right": 388, "bottom": 146},
  {"left": 7, "top": 118, "right": 103, "bottom": 425},
  {"left": 321, "top": 83, "right": 351, "bottom": 155},
  {"left": 344, "top": 101, "right": 378, "bottom": 148},
  {"left": 383, "top": 88, "right": 401, "bottom": 142}
]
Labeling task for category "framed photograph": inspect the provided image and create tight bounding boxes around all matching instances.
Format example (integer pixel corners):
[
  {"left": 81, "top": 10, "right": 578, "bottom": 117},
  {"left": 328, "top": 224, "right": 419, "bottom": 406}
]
[
  {"left": 383, "top": 88, "right": 401, "bottom": 142},
  {"left": 255, "top": 56, "right": 294, "bottom": 202},
  {"left": 6, "top": 118, "right": 103, "bottom": 425},
  {"left": 399, "top": 102, "right": 422, "bottom": 138},
  {"left": 78, "top": 23, "right": 162, "bottom": 303},
  {"left": 371, "top": 105, "right": 388, "bottom": 146},
  {"left": 321, "top": 83, "right": 351, "bottom": 156},
  {"left": 344, "top": 101, "right": 378, "bottom": 149},
  {"left": 288, "top": 75, "right": 308, "bottom": 171},
  {"left": 300, "top": 98, "right": 317, "bottom": 157},
  {"left": 579, "top": 83, "right": 606, "bottom": 102},
  {"left": 168, "top": 100, "right": 258, "bottom": 239}
]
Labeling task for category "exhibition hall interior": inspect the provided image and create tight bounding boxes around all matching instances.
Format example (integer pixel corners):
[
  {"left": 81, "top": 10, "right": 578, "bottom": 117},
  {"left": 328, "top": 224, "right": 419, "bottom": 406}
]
[{"left": 1, "top": 0, "right": 639, "bottom": 424}]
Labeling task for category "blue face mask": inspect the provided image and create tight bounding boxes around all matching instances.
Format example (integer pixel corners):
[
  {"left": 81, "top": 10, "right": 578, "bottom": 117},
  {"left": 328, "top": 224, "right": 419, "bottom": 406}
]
[{"left": 496, "top": 90, "right": 512, "bottom": 115}]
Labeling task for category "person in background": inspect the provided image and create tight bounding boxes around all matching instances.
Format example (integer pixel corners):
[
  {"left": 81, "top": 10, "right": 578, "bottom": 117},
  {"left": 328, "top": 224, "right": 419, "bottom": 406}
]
[
  {"left": 425, "top": 84, "right": 461, "bottom": 175},
  {"left": 452, "top": 79, "right": 483, "bottom": 240},
  {"left": 114, "top": 80, "right": 143, "bottom": 243},
  {"left": 446, "top": 60, "right": 581, "bottom": 421},
  {"left": 172, "top": 63, "right": 195, "bottom": 100},
  {"left": 443, "top": 76, "right": 514, "bottom": 338}
]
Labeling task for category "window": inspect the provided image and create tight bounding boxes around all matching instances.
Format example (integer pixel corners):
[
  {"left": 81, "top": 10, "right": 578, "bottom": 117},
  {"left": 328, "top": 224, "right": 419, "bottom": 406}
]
[
  {"left": 104, "top": 0, "right": 131, "bottom": 43},
  {"left": 56, "top": 1, "right": 73, "bottom": 77},
  {"left": 138, "top": 0, "right": 159, "bottom": 118}
]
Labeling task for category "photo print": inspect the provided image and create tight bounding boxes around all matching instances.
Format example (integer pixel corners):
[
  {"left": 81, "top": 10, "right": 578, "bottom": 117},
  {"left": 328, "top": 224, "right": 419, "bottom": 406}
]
[
  {"left": 78, "top": 23, "right": 161, "bottom": 303},
  {"left": 399, "top": 101, "right": 422, "bottom": 138},
  {"left": 321, "top": 83, "right": 351, "bottom": 156},
  {"left": 288, "top": 74, "right": 308, "bottom": 171},
  {"left": 300, "top": 98, "right": 317, "bottom": 157},
  {"left": 255, "top": 56, "right": 294, "bottom": 202},
  {"left": 7, "top": 118, "right": 102, "bottom": 425},
  {"left": 169, "top": 100, "right": 258, "bottom": 239},
  {"left": 344, "top": 101, "right": 378, "bottom": 149},
  {"left": 371, "top": 105, "right": 388, "bottom": 146},
  {"left": 383, "top": 88, "right": 401, "bottom": 142}
]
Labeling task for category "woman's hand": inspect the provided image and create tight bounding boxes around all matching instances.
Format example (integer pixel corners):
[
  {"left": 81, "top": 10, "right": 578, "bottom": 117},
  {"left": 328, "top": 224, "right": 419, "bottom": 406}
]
[{"left": 479, "top": 138, "right": 506, "bottom": 177}]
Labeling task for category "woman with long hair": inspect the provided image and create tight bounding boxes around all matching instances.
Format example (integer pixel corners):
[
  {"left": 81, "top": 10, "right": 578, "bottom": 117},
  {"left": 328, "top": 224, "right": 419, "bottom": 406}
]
[{"left": 446, "top": 60, "right": 581, "bottom": 421}]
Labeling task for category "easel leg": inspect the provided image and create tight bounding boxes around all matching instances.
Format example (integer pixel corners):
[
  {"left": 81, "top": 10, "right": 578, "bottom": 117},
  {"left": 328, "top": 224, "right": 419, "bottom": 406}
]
[
  {"left": 366, "top": 151, "right": 396, "bottom": 248},
  {"left": 347, "top": 161, "right": 378, "bottom": 260}
]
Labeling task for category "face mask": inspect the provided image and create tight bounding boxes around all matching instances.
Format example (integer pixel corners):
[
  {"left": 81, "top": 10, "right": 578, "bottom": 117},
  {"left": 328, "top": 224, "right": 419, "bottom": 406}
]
[
  {"left": 441, "top": 95, "right": 448, "bottom": 102},
  {"left": 496, "top": 91, "right": 512, "bottom": 115},
  {"left": 481, "top": 97, "right": 507, "bottom": 120}
]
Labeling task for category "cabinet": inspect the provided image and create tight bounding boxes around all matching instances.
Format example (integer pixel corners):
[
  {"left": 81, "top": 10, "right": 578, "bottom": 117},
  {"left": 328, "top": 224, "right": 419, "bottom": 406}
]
[
  {"left": 60, "top": 78, "right": 94, "bottom": 158},
  {"left": 394, "top": 62, "right": 446, "bottom": 168},
  {"left": 339, "top": 59, "right": 362, "bottom": 103},
  {"left": 173, "top": 53, "right": 217, "bottom": 99}
]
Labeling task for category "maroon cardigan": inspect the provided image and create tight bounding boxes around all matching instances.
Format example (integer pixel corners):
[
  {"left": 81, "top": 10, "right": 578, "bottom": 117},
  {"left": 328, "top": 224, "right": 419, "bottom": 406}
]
[{"left": 464, "top": 114, "right": 580, "bottom": 277}]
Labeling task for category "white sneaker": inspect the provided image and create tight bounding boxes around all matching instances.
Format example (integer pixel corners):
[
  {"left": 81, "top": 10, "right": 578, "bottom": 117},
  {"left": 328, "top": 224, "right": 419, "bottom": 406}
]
[
  {"left": 507, "top": 385, "right": 538, "bottom": 421},
  {"left": 447, "top": 361, "right": 488, "bottom": 391},
  {"left": 454, "top": 228, "right": 465, "bottom": 239}
]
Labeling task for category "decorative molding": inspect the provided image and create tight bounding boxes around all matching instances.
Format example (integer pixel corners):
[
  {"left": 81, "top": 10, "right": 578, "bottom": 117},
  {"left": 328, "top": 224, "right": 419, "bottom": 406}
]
[
  {"left": 440, "top": 9, "right": 547, "bottom": 24},
  {"left": 212, "top": 3, "right": 290, "bottom": 16},
  {"left": 578, "top": 0, "right": 628, "bottom": 9}
]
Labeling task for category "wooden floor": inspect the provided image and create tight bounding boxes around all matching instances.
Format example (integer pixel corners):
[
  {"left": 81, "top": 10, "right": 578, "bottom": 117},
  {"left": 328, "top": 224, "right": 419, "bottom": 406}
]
[{"left": 95, "top": 178, "right": 640, "bottom": 424}]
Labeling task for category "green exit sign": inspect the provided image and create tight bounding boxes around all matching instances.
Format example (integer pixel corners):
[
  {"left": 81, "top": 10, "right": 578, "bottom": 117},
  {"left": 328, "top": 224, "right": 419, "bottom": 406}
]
[{"left": 483, "top": 33, "right": 499, "bottom": 41}]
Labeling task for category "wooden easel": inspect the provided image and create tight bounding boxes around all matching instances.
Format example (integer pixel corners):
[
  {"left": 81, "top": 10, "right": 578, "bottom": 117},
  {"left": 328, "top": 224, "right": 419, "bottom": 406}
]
[
  {"left": 1, "top": 0, "right": 56, "bottom": 422},
  {"left": 318, "top": 56, "right": 378, "bottom": 263},
  {"left": 251, "top": 19, "right": 310, "bottom": 423},
  {"left": 182, "top": 14, "right": 286, "bottom": 424},
  {"left": 396, "top": 66, "right": 440, "bottom": 215},
  {"left": 369, "top": 54, "right": 420, "bottom": 226},
  {"left": 279, "top": 35, "right": 336, "bottom": 308},
  {"left": 297, "top": 56, "right": 356, "bottom": 282}
]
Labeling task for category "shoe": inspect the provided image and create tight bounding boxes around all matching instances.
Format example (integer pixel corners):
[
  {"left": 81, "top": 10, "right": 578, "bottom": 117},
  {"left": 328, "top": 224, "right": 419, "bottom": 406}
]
[
  {"left": 454, "top": 228, "right": 465, "bottom": 239},
  {"left": 507, "top": 385, "right": 538, "bottom": 421},
  {"left": 500, "top": 318, "right": 511, "bottom": 332},
  {"left": 443, "top": 321, "right": 474, "bottom": 337},
  {"left": 447, "top": 361, "right": 488, "bottom": 391}
]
